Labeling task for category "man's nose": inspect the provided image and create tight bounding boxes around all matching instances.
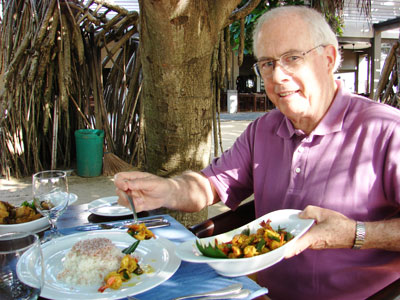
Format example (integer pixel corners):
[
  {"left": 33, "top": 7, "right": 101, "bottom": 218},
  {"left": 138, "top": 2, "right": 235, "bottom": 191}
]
[{"left": 271, "top": 62, "right": 290, "bottom": 82}]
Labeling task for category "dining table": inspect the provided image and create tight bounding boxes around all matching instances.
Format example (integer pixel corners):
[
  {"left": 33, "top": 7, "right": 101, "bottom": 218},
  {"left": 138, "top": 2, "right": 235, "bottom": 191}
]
[{"left": 38, "top": 202, "right": 270, "bottom": 300}]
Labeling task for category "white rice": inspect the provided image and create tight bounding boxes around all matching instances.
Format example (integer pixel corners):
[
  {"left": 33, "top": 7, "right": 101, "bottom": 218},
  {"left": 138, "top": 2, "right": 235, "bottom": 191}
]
[{"left": 57, "top": 237, "right": 123, "bottom": 286}]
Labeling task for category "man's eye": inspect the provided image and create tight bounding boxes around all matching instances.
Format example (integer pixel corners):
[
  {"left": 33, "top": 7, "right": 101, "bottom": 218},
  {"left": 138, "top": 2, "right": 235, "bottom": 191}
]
[
  {"left": 284, "top": 55, "right": 302, "bottom": 63},
  {"left": 261, "top": 61, "right": 274, "bottom": 68}
]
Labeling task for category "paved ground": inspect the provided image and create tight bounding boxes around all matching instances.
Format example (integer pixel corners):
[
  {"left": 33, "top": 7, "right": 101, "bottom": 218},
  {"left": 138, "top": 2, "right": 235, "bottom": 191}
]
[
  {"left": 219, "top": 112, "right": 265, "bottom": 122},
  {"left": 0, "top": 112, "right": 266, "bottom": 218}
]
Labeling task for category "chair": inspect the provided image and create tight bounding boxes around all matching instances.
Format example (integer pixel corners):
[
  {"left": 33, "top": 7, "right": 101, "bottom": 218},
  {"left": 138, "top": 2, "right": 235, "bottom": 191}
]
[
  {"left": 188, "top": 200, "right": 400, "bottom": 300},
  {"left": 189, "top": 200, "right": 255, "bottom": 238}
]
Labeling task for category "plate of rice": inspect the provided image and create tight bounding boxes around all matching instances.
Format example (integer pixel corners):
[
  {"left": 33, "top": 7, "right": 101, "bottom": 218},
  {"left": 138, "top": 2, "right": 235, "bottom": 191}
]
[{"left": 17, "top": 230, "right": 181, "bottom": 299}]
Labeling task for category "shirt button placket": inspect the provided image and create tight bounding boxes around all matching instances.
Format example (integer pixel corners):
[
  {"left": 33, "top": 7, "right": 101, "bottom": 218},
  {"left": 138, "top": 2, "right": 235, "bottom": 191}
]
[
  {"left": 290, "top": 141, "right": 308, "bottom": 192},
  {"left": 295, "top": 146, "right": 305, "bottom": 174}
]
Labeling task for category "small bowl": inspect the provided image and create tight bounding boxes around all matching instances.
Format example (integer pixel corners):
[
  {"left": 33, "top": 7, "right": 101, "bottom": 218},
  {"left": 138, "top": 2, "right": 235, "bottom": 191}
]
[
  {"left": 175, "top": 209, "right": 314, "bottom": 277},
  {"left": 0, "top": 217, "right": 50, "bottom": 234},
  {"left": 0, "top": 193, "right": 78, "bottom": 234}
]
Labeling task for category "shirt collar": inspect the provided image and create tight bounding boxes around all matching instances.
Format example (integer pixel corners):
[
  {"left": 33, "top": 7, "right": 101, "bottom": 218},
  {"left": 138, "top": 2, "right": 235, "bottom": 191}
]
[{"left": 277, "top": 80, "right": 350, "bottom": 139}]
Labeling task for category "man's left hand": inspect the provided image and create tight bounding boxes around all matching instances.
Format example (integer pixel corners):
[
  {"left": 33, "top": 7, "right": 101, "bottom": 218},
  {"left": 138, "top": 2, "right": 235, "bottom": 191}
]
[{"left": 285, "top": 205, "right": 356, "bottom": 258}]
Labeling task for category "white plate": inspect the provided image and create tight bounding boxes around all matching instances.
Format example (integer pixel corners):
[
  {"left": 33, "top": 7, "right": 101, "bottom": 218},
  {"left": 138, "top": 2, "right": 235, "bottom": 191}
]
[
  {"left": 0, "top": 193, "right": 78, "bottom": 234},
  {"left": 88, "top": 196, "right": 132, "bottom": 217},
  {"left": 175, "top": 209, "right": 314, "bottom": 277},
  {"left": 18, "top": 230, "right": 181, "bottom": 300},
  {"left": 68, "top": 193, "right": 78, "bottom": 205}
]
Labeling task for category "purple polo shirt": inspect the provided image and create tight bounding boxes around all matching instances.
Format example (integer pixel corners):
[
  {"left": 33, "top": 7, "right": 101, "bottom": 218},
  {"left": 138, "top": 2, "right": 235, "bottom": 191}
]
[{"left": 202, "top": 81, "right": 400, "bottom": 299}]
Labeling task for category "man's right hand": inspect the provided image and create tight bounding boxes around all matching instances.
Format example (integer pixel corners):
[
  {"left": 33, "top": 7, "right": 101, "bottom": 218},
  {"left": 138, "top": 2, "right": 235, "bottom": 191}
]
[
  {"left": 114, "top": 171, "right": 173, "bottom": 212},
  {"left": 114, "top": 170, "right": 219, "bottom": 214}
]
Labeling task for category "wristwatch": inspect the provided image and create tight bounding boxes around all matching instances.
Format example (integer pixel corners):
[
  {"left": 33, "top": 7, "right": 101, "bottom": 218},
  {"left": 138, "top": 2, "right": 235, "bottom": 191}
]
[{"left": 353, "top": 221, "right": 366, "bottom": 249}]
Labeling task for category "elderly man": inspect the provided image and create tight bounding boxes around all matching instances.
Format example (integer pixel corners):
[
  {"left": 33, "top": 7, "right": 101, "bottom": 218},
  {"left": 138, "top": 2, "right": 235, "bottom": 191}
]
[{"left": 115, "top": 6, "right": 400, "bottom": 299}]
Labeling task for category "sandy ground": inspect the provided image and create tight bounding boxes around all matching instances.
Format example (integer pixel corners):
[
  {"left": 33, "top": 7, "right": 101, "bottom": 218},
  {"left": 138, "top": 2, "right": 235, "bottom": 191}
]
[
  {"left": 1, "top": 113, "right": 264, "bottom": 218},
  {"left": 0, "top": 175, "right": 116, "bottom": 206}
]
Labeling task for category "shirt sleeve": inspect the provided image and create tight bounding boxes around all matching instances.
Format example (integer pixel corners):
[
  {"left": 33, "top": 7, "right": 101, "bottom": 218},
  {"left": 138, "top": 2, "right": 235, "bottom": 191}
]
[
  {"left": 383, "top": 119, "right": 400, "bottom": 210},
  {"left": 202, "top": 121, "right": 257, "bottom": 210}
]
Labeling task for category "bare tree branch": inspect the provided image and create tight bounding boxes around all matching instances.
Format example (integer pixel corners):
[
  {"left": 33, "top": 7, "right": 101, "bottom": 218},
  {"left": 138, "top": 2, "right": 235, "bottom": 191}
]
[{"left": 227, "top": 0, "right": 261, "bottom": 26}]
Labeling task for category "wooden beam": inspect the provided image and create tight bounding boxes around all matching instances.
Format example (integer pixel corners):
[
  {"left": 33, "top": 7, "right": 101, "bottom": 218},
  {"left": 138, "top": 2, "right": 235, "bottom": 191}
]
[
  {"left": 370, "top": 30, "right": 382, "bottom": 99},
  {"left": 373, "top": 17, "right": 400, "bottom": 32}
]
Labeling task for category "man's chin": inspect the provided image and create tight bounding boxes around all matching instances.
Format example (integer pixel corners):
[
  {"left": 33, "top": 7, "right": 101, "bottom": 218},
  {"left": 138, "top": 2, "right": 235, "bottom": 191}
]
[{"left": 278, "top": 103, "right": 309, "bottom": 119}]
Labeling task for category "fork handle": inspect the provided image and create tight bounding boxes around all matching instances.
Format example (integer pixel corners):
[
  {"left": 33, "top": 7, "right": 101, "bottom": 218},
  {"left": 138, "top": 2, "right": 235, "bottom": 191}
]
[{"left": 122, "top": 191, "right": 138, "bottom": 223}]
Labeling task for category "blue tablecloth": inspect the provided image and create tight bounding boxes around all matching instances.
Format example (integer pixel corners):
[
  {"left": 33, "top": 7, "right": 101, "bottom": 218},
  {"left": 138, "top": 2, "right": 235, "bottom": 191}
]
[{"left": 59, "top": 215, "right": 268, "bottom": 300}]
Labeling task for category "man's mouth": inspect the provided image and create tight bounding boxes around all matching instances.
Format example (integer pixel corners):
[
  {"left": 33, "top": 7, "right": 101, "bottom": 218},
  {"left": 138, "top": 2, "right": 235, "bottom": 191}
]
[{"left": 279, "top": 91, "right": 298, "bottom": 97}]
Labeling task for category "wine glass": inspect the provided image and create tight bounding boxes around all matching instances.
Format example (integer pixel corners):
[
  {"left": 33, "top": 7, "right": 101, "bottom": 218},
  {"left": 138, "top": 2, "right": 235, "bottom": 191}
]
[
  {"left": 32, "top": 170, "right": 69, "bottom": 240},
  {"left": 0, "top": 232, "right": 44, "bottom": 299}
]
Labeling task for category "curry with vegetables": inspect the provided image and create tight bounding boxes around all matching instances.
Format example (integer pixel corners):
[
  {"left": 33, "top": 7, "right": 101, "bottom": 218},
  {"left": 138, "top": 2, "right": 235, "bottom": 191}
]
[
  {"left": 196, "top": 219, "right": 294, "bottom": 259},
  {"left": 0, "top": 200, "right": 42, "bottom": 224}
]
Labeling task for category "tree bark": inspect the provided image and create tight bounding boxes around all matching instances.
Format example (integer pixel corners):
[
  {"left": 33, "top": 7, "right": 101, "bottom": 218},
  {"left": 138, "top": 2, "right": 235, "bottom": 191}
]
[{"left": 138, "top": 0, "right": 241, "bottom": 226}]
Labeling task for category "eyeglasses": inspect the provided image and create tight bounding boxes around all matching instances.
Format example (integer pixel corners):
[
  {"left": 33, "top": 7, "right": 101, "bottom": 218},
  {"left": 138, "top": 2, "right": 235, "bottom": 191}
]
[{"left": 253, "top": 45, "right": 326, "bottom": 78}]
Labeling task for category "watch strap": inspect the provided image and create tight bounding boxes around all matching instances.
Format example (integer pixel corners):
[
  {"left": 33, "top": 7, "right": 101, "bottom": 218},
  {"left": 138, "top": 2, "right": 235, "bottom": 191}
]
[{"left": 352, "top": 221, "right": 366, "bottom": 250}]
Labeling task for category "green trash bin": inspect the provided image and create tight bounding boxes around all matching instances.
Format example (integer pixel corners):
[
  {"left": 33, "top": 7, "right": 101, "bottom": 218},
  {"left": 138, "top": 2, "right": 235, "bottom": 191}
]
[{"left": 75, "top": 129, "right": 104, "bottom": 177}]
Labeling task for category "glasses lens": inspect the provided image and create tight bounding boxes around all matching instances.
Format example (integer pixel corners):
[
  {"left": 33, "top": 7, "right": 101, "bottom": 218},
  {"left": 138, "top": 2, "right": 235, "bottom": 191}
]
[
  {"left": 280, "top": 53, "right": 305, "bottom": 73},
  {"left": 254, "top": 61, "right": 273, "bottom": 78}
]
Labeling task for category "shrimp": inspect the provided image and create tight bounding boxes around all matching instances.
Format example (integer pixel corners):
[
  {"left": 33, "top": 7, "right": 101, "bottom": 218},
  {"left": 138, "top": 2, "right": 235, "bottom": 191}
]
[{"left": 98, "top": 272, "right": 123, "bottom": 292}]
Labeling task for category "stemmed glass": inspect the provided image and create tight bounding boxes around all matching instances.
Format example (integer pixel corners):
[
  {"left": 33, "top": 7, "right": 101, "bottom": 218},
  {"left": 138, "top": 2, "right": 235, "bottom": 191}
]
[{"left": 32, "top": 170, "right": 69, "bottom": 241}]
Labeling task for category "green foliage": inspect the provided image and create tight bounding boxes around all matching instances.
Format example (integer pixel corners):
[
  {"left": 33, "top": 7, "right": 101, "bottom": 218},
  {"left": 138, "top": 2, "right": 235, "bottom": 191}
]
[
  {"left": 325, "top": 12, "right": 344, "bottom": 36},
  {"left": 230, "top": 0, "right": 305, "bottom": 55},
  {"left": 229, "top": 0, "right": 347, "bottom": 55}
]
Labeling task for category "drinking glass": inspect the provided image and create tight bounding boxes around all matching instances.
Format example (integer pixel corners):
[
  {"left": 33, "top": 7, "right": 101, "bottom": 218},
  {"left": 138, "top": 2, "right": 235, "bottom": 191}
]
[
  {"left": 0, "top": 232, "right": 44, "bottom": 300},
  {"left": 32, "top": 170, "right": 69, "bottom": 240}
]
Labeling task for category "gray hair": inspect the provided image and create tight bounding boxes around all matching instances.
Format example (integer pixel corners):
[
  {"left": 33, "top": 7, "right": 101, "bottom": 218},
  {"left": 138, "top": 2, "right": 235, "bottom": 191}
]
[{"left": 252, "top": 6, "right": 341, "bottom": 72}]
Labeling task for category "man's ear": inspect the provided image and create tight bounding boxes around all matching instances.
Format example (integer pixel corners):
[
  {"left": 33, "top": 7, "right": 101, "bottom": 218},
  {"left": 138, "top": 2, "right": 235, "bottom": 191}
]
[{"left": 324, "top": 45, "right": 337, "bottom": 72}]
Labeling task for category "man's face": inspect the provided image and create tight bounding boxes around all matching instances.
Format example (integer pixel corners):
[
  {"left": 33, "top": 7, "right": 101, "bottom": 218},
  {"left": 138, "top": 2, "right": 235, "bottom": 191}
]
[{"left": 255, "top": 15, "right": 336, "bottom": 131}]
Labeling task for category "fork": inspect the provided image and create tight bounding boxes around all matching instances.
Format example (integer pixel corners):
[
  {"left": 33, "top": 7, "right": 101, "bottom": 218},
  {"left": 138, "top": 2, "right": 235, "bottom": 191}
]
[
  {"left": 172, "top": 283, "right": 245, "bottom": 300},
  {"left": 122, "top": 190, "right": 138, "bottom": 224}
]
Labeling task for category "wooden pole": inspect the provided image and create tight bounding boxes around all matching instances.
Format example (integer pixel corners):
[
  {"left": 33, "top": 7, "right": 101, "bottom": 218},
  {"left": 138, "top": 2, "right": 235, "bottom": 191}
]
[{"left": 51, "top": 97, "right": 59, "bottom": 170}]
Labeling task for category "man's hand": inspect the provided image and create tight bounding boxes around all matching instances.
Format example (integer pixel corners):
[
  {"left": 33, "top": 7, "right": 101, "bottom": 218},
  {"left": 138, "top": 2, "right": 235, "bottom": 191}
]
[
  {"left": 285, "top": 205, "right": 356, "bottom": 258},
  {"left": 114, "top": 171, "right": 173, "bottom": 212},
  {"left": 114, "top": 171, "right": 218, "bottom": 213}
]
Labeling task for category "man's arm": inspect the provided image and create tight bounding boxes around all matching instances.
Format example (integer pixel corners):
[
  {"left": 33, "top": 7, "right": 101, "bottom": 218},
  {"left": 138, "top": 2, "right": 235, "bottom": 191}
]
[
  {"left": 166, "top": 171, "right": 221, "bottom": 212},
  {"left": 114, "top": 170, "right": 220, "bottom": 213},
  {"left": 364, "top": 219, "right": 400, "bottom": 251}
]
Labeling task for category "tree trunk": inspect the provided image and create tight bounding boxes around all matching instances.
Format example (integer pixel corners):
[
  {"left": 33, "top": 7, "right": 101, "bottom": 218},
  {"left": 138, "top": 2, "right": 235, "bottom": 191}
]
[{"left": 138, "top": 0, "right": 241, "bottom": 226}]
